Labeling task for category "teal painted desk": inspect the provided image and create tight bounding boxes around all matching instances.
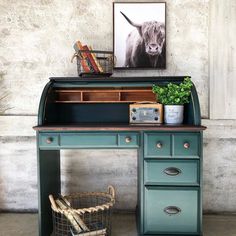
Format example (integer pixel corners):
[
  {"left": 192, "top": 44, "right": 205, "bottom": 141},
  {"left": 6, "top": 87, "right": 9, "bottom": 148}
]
[{"left": 34, "top": 77, "right": 206, "bottom": 236}]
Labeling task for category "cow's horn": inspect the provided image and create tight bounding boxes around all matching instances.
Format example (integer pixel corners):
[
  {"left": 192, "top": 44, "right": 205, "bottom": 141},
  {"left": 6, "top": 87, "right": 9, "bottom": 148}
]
[{"left": 120, "top": 11, "right": 141, "bottom": 28}]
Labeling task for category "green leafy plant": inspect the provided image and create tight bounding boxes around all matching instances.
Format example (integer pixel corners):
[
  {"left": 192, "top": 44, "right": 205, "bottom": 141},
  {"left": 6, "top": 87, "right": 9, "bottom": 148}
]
[{"left": 152, "top": 77, "right": 193, "bottom": 105}]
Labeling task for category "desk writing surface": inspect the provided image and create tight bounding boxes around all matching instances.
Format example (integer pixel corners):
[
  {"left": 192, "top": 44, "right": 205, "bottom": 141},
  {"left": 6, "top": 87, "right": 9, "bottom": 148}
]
[{"left": 34, "top": 124, "right": 206, "bottom": 131}]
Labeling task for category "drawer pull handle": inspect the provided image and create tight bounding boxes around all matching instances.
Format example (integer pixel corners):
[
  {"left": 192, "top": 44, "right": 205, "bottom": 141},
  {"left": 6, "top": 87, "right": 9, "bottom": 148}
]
[
  {"left": 125, "top": 137, "right": 132, "bottom": 143},
  {"left": 156, "top": 142, "right": 162, "bottom": 149},
  {"left": 164, "top": 167, "right": 182, "bottom": 176},
  {"left": 164, "top": 206, "right": 181, "bottom": 215},
  {"left": 46, "top": 137, "right": 53, "bottom": 144},
  {"left": 184, "top": 142, "right": 190, "bottom": 149}
]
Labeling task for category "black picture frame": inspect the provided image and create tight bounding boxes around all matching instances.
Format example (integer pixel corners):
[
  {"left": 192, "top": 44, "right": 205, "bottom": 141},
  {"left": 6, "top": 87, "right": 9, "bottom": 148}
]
[{"left": 113, "top": 2, "right": 166, "bottom": 70}]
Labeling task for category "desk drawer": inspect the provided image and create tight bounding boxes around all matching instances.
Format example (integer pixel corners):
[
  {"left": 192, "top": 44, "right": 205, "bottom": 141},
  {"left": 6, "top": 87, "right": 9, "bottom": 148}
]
[
  {"left": 144, "top": 132, "right": 200, "bottom": 158},
  {"left": 173, "top": 133, "right": 200, "bottom": 157},
  {"left": 39, "top": 133, "right": 59, "bottom": 148},
  {"left": 144, "top": 160, "right": 199, "bottom": 186},
  {"left": 144, "top": 187, "right": 199, "bottom": 234},
  {"left": 60, "top": 133, "right": 118, "bottom": 148},
  {"left": 144, "top": 133, "right": 171, "bottom": 157}
]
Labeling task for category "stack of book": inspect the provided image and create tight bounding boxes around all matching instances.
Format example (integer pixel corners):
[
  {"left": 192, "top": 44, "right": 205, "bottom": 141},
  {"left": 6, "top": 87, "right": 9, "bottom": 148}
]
[{"left": 74, "top": 41, "right": 105, "bottom": 74}]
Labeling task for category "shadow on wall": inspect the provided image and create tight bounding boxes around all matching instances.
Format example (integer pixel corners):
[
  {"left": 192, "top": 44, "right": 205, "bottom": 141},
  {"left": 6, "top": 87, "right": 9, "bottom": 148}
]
[
  {"left": 0, "top": 72, "right": 6, "bottom": 209},
  {"left": 60, "top": 149, "right": 138, "bottom": 211},
  {"left": 0, "top": 176, "right": 5, "bottom": 210},
  {"left": 0, "top": 72, "right": 11, "bottom": 114},
  {"left": 203, "top": 137, "right": 236, "bottom": 213},
  {"left": 0, "top": 136, "right": 38, "bottom": 212}
]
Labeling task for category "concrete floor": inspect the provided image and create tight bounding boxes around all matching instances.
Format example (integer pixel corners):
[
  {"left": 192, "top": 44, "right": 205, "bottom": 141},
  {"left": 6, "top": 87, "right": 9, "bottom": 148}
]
[{"left": 0, "top": 213, "right": 236, "bottom": 236}]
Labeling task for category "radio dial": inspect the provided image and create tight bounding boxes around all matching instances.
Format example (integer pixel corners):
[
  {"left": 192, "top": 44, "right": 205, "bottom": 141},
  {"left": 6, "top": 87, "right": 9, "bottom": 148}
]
[
  {"left": 155, "top": 117, "right": 158, "bottom": 121},
  {"left": 154, "top": 108, "right": 159, "bottom": 113},
  {"left": 132, "top": 116, "right": 136, "bottom": 120},
  {"left": 132, "top": 108, "right": 137, "bottom": 113}
]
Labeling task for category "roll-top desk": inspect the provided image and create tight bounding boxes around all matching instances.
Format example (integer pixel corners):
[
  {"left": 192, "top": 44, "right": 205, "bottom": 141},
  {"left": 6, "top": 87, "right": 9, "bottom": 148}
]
[{"left": 33, "top": 76, "right": 206, "bottom": 236}]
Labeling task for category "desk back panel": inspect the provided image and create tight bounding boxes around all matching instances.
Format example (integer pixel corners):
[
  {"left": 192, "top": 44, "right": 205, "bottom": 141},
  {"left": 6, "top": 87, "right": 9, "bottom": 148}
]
[{"left": 45, "top": 103, "right": 129, "bottom": 124}]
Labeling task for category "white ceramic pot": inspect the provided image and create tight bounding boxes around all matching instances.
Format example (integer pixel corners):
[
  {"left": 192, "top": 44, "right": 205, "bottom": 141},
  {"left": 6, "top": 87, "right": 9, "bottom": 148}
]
[{"left": 164, "top": 105, "right": 184, "bottom": 124}]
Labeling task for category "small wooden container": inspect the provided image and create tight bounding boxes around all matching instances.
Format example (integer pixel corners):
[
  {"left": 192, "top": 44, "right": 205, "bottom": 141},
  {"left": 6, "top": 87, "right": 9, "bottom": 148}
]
[{"left": 129, "top": 103, "right": 163, "bottom": 124}]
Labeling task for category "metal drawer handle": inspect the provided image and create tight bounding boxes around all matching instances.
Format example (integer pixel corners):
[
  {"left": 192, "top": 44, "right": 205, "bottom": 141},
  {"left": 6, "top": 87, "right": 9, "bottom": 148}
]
[
  {"left": 164, "top": 206, "right": 181, "bottom": 215},
  {"left": 46, "top": 137, "right": 53, "bottom": 144},
  {"left": 164, "top": 167, "right": 182, "bottom": 176},
  {"left": 184, "top": 142, "right": 190, "bottom": 149},
  {"left": 156, "top": 142, "right": 162, "bottom": 149},
  {"left": 125, "top": 137, "right": 132, "bottom": 143}
]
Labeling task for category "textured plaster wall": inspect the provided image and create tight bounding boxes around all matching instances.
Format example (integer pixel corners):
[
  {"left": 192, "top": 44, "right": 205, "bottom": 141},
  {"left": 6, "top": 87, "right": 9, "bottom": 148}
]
[
  {"left": 0, "top": 0, "right": 235, "bottom": 212},
  {"left": 0, "top": 0, "right": 208, "bottom": 116}
]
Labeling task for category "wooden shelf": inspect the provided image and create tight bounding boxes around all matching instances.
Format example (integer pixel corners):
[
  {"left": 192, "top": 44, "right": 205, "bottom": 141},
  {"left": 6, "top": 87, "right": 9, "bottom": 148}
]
[
  {"left": 54, "top": 100, "right": 150, "bottom": 103},
  {"left": 54, "top": 87, "right": 156, "bottom": 103}
]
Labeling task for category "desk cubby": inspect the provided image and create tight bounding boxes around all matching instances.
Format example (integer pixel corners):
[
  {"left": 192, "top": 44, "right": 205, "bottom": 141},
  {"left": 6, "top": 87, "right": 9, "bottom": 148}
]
[
  {"left": 54, "top": 87, "right": 156, "bottom": 103},
  {"left": 34, "top": 76, "right": 206, "bottom": 236}
]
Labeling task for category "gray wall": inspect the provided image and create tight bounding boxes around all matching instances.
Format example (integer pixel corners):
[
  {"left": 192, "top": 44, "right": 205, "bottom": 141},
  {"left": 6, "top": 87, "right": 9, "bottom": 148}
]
[{"left": 0, "top": 0, "right": 235, "bottom": 213}]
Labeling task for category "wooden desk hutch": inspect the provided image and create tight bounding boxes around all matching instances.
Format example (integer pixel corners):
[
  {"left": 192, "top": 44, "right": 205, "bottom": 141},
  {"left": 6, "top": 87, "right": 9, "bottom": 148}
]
[{"left": 34, "top": 76, "right": 206, "bottom": 236}]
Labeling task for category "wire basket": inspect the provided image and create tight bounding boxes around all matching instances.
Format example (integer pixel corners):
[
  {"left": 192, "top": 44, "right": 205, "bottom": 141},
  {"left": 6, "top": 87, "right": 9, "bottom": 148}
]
[
  {"left": 72, "top": 50, "right": 114, "bottom": 77},
  {"left": 49, "top": 186, "right": 115, "bottom": 236}
]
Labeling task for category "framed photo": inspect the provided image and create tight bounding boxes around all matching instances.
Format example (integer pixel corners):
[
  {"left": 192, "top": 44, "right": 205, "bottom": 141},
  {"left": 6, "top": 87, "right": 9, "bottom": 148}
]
[{"left": 113, "top": 2, "right": 166, "bottom": 69}]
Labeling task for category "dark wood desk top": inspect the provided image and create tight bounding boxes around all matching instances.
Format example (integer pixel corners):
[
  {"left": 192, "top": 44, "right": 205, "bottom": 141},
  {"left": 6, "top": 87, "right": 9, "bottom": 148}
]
[{"left": 33, "top": 124, "right": 206, "bottom": 132}]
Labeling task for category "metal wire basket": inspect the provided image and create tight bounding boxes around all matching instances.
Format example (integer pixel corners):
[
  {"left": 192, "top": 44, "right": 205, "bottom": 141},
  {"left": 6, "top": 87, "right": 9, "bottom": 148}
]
[
  {"left": 49, "top": 186, "right": 115, "bottom": 236},
  {"left": 72, "top": 50, "right": 114, "bottom": 77}
]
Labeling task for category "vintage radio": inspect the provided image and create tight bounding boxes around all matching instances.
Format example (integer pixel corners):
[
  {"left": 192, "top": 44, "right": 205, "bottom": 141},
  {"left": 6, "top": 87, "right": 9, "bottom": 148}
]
[{"left": 129, "top": 103, "right": 163, "bottom": 124}]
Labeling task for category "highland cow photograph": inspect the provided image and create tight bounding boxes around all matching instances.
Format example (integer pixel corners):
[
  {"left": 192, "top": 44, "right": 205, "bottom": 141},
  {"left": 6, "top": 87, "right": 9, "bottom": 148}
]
[{"left": 113, "top": 2, "right": 166, "bottom": 69}]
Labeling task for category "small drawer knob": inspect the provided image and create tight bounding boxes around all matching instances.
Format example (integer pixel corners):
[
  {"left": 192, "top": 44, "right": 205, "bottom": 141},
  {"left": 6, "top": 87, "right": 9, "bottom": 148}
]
[
  {"left": 184, "top": 142, "right": 190, "bottom": 149},
  {"left": 46, "top": 137, "right": 53, "bottom": 144},
  {"left": 125, "top": 137, "right": 132, "bottom": 143},
  {"left": 156, "top": 142, "right": 162, "bottom": 149}
]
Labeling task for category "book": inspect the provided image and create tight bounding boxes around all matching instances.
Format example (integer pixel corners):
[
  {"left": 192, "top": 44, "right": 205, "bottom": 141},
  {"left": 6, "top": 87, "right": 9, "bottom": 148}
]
[
  {"left": 74, "top": 41, "right": 92, "bottom": 73},
  {"left": 82, "top": 45, "right": 100, "bottom": 73},
  {"left": 80, "top": 59, "right": 91, "bottom": 73},
  {"left": 88, "top": 46, "right": 104, "bottom": 72}
]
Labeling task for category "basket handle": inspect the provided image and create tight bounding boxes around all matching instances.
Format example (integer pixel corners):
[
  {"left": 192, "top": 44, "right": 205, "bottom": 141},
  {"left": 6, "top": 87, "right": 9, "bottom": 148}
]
[
  {"left": 107, "top": 185, "right": 115, "bottom": 199},
  {"left": 71, "top": 52, "right": 83, "bottom": 63},
  {"left": 49, "top": 194, "right": 58, "bottom": 211},
  {"left": 71, "top": 53, "right": 77, "bottom": 63}
]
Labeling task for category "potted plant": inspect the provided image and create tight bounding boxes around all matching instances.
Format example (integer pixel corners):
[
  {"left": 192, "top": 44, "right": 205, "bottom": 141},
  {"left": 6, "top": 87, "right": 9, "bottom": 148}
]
[{"left": 152, "top": 77, "right": 193, "bottom": 124}]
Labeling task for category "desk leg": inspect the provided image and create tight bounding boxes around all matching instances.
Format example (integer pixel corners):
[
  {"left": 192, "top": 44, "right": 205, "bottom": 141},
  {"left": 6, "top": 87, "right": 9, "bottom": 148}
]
[
  {"left": 38, "top": 150, "right": 61, "bottom": 236},
  {"left": 137, "top": 131, "right": 144, "bottom": 235}
]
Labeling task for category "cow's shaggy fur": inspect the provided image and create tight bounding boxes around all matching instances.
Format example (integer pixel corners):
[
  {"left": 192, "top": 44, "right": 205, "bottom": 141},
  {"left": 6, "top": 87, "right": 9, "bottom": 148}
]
[{"left": 121, "top": 12, "right": 166, "bottom": 68}]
